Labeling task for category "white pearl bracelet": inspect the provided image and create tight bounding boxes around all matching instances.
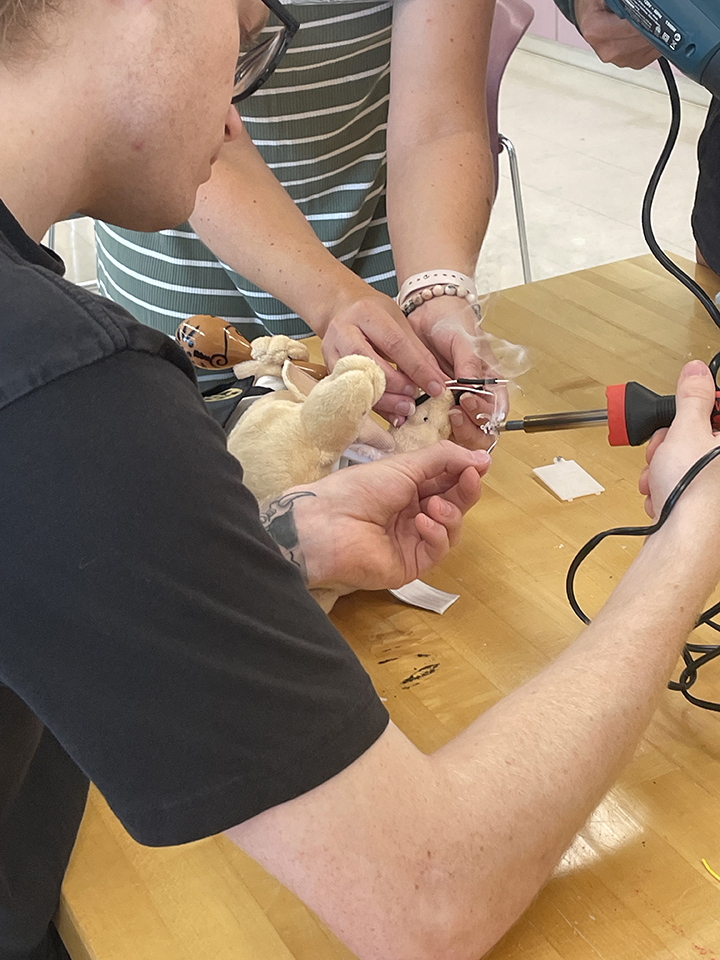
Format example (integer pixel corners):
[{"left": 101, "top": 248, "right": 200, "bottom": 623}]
[{"left": 397, "top": 270, "right": 478, "bottom": 317}]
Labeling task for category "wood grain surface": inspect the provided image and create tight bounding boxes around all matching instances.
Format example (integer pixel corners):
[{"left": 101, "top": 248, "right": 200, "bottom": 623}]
[{"left": 59, "top": 255, "right": 720, "bottom": 959}]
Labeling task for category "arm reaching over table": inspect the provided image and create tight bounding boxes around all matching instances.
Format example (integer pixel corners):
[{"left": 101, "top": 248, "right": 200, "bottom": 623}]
[{"left": 228, "top": 362, "right": 720, "bottom": 960}]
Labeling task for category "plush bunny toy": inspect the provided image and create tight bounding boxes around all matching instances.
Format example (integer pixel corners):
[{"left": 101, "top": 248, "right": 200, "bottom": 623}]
[
  {"left": 388, "top": 391, "right": 454, "bottom": 453},
  {"left": 177, "top": 322, "right": 457, "bottom": 613},
  {"left": 227, "top": 350, "right": 387, "bottom": 504}
]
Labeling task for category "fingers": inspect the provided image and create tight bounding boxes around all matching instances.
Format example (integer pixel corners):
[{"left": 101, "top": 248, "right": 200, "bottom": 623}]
[
  {"left": 326, "top": 299, "right": 447, "bottom": 396},
  {"left": 374, "top": 392, "right": 415, "bottom": 425},
  {"left": 592, "top": 37, "right": 659, "bottom": 69},
  {"left": 444, "top": 465, "right": 483, "bottom": 520},
  {"left": 361, "top": 319, "right": 446, "bottom": 398},
  {"left": 578, "top": 2, "right": 660, "bottom": 69},
  {"left": 415, "top": 470, "right": 482, "bottom": 564},
  {"left": 448, "top": 405, "right": 496, "bottom": 451},
  {"left": 397, "top": 440, "right": 491, "bottom": 489},
  {"left": 324, "top": 337, "right": 416, "bottom": 397},
  {"left": 671, "top": 360, "right": 717, "bottom": 435},
  {"left": 644, "top": 427, "right": 668, "bottom": 465},
  {"left": 423, "top": 495, "right": 464, "bottom": 547},
  {"left": 414, "top": 512, "right": 451, "bottom": 573},
  {"left": 418, "top": 463, "right": 484, "bottom": 518}
]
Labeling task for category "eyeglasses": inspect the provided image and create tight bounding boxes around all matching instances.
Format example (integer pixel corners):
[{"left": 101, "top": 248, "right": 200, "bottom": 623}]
[{"left": 232, "top": 0, "right": 299, "bottom": 104}]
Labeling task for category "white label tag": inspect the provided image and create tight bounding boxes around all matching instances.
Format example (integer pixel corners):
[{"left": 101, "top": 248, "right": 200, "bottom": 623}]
[{"left": 389, "top": 580, "right": 460, "bottom": 614}]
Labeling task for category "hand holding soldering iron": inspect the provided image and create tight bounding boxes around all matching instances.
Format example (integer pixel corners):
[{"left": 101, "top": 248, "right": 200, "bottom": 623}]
[{"left": 639, "top": 360, "right": 720, "bottom": 522}]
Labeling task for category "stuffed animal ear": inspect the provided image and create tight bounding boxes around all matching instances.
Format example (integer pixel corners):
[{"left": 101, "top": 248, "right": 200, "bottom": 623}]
[
  {"left": 332, "top": 355, "right": 386, "bottom": 403},
  {"left": 232, "top": 360, "right": 263, "bottom": 379},
  {"left": 282, "top": 359, "right": 318, "bottom": 402}
]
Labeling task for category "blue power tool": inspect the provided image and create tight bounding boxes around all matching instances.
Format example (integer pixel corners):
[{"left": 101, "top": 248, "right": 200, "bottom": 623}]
[{"left": 604, "top": 0, "right": 720, "bottom": 97}]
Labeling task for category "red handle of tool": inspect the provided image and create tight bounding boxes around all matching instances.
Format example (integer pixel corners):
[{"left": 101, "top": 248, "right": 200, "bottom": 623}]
[{"left": 606, "top": 382, "right": 720, "bottom": 446}]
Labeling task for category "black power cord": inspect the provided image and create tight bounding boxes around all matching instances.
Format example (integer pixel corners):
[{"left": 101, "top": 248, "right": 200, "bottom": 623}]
[
  {"left": 566, "top": 60, "right": 720, "bottom": 711},
  {"left": 566, "top": 445, "right": 720, "bottom": 711},
  {"left": 643, "top": 59, "right": 720, "bottom": 333}
]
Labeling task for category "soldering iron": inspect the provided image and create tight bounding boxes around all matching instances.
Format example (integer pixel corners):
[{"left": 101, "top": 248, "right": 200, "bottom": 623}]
[{"left": 502, "top": 371, "right": 720, "bottom": 445}]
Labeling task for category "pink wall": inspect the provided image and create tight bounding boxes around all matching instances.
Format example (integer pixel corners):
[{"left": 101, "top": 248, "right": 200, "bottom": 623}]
[
  {"left": 526, "top": 0, "right": 593, "bottom": 52},
  {"left": 524, "top": 0, "right": 557, "bottom": 40}
]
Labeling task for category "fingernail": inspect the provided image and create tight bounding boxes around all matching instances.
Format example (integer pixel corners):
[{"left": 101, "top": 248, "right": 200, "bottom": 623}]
[
  {"left": 449, "top": 410, "right": 464, "bottom": 427},
  {"left": 428, "top": 380, "right": 444, "bottom": 398},
  {"left": 390, "top": 416, "right": 403, "bottom": 428},
  {"left": 396, "top": 400, "right": 415, "bottom": 417},
  {"left": 682, "top": 360, "right": 709, "bottom": 377},
  {"left": 471, "top": 449, "right": 491, "bottom": 464},
  {"left": 402, "top": 384, "right": 417, "bottom": 396},
  {"left": 464, "top": 396, "right": 480, "bottom": 414},
  {"left": 437, "top": 499, "right": 452, "bottom": 517}
]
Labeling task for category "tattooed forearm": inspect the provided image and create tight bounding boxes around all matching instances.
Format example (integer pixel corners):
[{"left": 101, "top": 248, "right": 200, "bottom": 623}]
[{"left": 259, "top": 491, "right": 317, "bottom": 581}]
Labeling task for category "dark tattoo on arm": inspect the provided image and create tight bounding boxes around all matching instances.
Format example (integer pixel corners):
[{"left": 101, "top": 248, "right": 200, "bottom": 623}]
[{"left": 259, "top": 491, "right": 317, "bottom": 582}]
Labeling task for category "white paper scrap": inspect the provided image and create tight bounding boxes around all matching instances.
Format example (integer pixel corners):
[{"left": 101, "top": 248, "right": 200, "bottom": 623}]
[
  {"left": 533, "top": 458, "right": 604, "bottom": 502},
  {"left": 389, "top": 579, "right": 460, "bottom": 614}
]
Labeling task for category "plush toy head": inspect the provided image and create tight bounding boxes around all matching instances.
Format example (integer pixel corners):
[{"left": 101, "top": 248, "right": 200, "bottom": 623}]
[
  {"left": 388, "top": 390, "right": 454, "bottom": 454},
  {"left": 232, "top": 335, "right": 314, "bottom": 381}
]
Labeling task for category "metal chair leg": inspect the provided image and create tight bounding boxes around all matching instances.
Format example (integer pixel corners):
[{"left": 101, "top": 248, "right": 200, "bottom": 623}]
[{"left": 499, "top": 133, "right": 532, "bottom": 283}]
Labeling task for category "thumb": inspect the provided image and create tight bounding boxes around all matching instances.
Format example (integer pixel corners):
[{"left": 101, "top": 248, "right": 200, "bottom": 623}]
[{"left": 672, "top": 360, "right": 716, "bottom": 435}]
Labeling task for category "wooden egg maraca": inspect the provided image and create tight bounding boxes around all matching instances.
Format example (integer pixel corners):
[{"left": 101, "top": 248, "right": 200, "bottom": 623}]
[{"left": 175, "top": 314, "right": 327, "bottom": 380}]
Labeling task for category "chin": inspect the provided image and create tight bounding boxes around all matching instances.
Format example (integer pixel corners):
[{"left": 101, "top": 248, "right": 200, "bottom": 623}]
[{"left": 83, "top": 193, "right": 196, "bottom": 233}]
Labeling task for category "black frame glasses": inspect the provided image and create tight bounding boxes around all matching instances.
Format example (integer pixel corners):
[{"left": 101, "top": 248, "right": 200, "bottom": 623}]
[{"left": 231, "top": 0, "right": 299, "bottom": 104}]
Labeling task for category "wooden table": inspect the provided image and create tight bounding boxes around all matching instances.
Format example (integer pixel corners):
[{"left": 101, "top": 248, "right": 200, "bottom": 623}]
[{"left": 59, "top": 255, "right": 720, "bottom": 960}]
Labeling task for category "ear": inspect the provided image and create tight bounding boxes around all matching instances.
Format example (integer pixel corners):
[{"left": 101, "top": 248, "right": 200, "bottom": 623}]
[
  {"left": 232, "top": 360, "right": 263, "bottom": 378},
  {"left": 332, "top": 355, "right": 386, "bottom": 403},
  {"left": 282, "top": 359, "right": 317, "bottom": 401}
]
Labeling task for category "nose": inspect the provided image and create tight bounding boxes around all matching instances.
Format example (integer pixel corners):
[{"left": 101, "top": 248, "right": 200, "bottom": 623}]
[{"left": 224, "top": 106, "right": 244, "bottom": 142}]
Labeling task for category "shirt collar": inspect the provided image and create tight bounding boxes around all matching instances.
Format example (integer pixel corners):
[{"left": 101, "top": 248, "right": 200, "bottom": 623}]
[{"left": 0, "top": 199, "right": 66, "bottom": 276}]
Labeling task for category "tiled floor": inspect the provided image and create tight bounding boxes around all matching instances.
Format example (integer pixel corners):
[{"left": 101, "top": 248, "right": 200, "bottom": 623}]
[
  {"left": 477, "top": 37, "right": 711, "bottom": 292},
  {"left": 52, "top": 37, "right": 713, "bottom": 298}
]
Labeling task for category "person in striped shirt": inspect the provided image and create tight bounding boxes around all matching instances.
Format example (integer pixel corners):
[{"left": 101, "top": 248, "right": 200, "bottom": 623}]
[{"left": 96, "top": 0, "right": 497, "bottom": 447}]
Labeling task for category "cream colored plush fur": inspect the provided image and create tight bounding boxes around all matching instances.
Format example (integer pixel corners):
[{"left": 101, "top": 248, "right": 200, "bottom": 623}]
[
  {"left": 232, "top": 334, "right": 311, "bottom": 380},
  {"left": 389, "top": 390, "right": 454, "bottom": 453},
  {"left": 224, "top": 339, "right": 454, "bottom": 613},
  {"left": 227, "top": 354, "right": 386, "bottom": 504}
]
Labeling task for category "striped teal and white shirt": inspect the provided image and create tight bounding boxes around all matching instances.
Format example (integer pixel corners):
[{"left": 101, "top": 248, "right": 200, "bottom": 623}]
[{"left": 95, "top": 2, "right": 395, "bottom": 341}]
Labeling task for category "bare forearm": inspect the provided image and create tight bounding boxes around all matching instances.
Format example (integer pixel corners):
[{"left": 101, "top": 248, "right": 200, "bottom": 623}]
[
  {"left": 190, "top": 130, "right": 372, "bottom": 335},
  {"left": 429, "top": 514, "right": 720, "bottom": 951},
  {"left": 231, "top": 504, "right": 720, "bottom": 960},
  {"left": 387, "top": 130, "right": 493, "bottom": 282},
  {"left": 386, "top": 0, "right": 495, "bottom": 284}
]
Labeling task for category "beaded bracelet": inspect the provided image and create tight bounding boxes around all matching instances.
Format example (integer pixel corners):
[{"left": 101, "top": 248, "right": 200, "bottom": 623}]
[{"left": 397, "top": 270, "right": 478, "bottom": 318}]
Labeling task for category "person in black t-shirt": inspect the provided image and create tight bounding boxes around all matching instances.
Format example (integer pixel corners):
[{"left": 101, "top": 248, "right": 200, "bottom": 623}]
[
  {"left": 554, "top": 0, "right": 720, "bottom": 277},
  {"left": 2, "top": 3, "right": 720, "bottom": 960}
]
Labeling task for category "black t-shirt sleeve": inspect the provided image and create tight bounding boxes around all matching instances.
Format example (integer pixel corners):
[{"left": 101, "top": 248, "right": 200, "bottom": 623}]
[{"left": 0, "top": 350, "right": 388, "bottom": 846}]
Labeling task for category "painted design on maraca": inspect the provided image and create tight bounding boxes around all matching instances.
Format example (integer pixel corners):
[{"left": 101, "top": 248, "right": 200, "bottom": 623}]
[
  {"left": 176, "top": 315, "right": 252, "bottom": 369},
  {"left": 175, "top": 315, "right": 328, "bottom": 380}
]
